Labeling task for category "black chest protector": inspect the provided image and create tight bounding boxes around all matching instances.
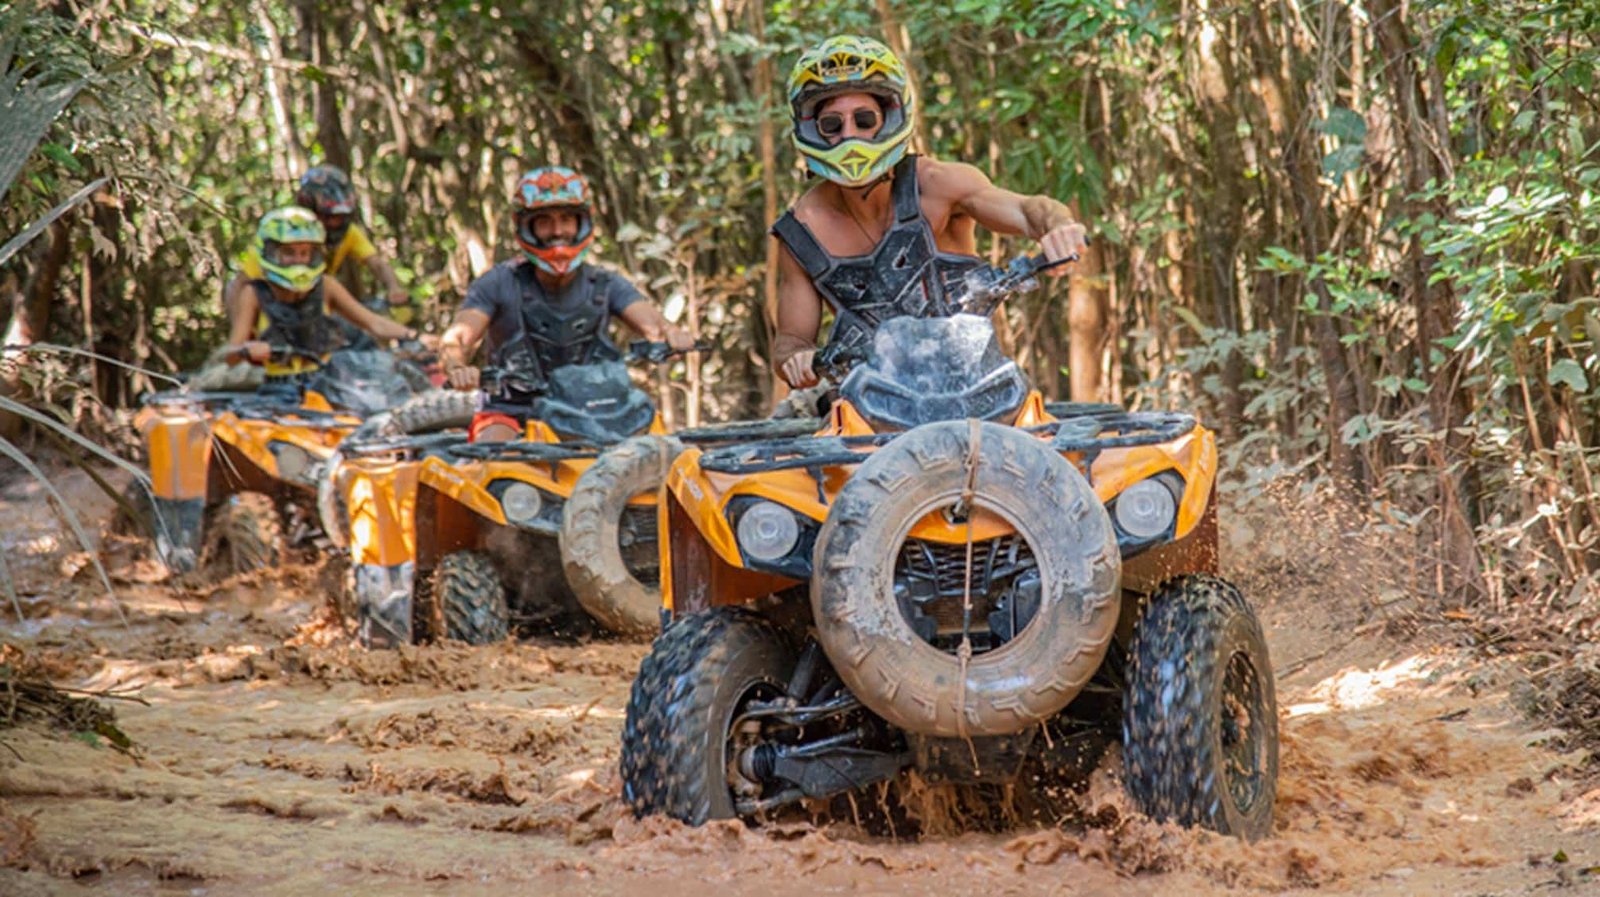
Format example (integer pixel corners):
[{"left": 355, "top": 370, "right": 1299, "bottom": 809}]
[
  {"left": 770, "top": 155, "right": 984, "bottom": 358},
  {"left": 510, "top": 264, "right": 621, "bottom": 373},
  {"left": 252, "top": 280, "right": 338, "bottom": 355}
]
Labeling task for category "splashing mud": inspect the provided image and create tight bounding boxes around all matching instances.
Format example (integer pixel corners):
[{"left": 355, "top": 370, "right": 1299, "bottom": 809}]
[{"left": 0, "top": 464, "right": 1595, "bottom": 895}]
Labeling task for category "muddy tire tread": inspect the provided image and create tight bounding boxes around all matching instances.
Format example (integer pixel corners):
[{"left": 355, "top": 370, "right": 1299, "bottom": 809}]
[
  {"left": 1122, "top": 573, "right": 1277, "bottom": 840},
  {"left": 204, "top": 491, "right": 283, "bottom": 576},
  {"left": 429, "top": 550, "right": 509, "bottom": 644},
  {"left": 621, "top": 607, "right": 792, "bottom": 824},
  {"left": 390, "top": 389, "right": 478, "bottom": 435},
  {"left": 560, "top": 436, "right": 681, "bottom": 637},
  {"left": 812, "top": 420, "right": 1121, "bottom": 737}
]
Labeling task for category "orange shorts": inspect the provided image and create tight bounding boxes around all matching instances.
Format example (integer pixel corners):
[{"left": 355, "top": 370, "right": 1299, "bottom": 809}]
[{"left": 468, "top": 411, "right": 523, "bottom": 442}]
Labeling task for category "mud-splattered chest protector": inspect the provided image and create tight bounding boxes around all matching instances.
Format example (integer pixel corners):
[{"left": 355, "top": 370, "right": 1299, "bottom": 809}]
[
  {"left": 251, "top": 280, "right": 338, "bottom": 355},
  {"left": 511, "top": 264, "right": 621, "bottom": 372},
  {"left": 770, "top": 155, "right": 984, "bottom": 356}
]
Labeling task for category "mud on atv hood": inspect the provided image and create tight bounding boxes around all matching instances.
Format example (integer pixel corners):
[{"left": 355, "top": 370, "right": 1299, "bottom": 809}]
[
  {"left": 840, "top": 314, "right": 1029, "bottom": 431},
  {"left": 531, "top": 361, "right": 655, "bottom": 444}
]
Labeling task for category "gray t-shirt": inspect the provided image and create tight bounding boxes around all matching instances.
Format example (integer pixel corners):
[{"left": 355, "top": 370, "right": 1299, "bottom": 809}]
[{"left": 462, "top": 259, "right": 645, "bottom": 364}]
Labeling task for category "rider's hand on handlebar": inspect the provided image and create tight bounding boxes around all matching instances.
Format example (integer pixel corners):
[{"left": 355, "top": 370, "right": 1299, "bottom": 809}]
[
  {"left": 664, "top": 326, "right": 697, "bottom": 353},
  {"left": 446, "top": 364, "right": 481, "bottom": 391},
  {"left": 240, "top": 340, "right": 271, "bottom": 365},
  {"left": 780, "top": 350, "right": 820, "bottom": 389},
  {"left": 1039, "top": 222, "right": 1089, "bottom": 277}
]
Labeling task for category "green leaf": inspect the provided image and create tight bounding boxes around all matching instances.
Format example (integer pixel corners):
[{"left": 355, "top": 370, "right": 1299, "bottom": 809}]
[
  {"left": 1316, "top": 107, "right": 1368, "bottom": 144},
  {"left": 1548, "top": 358, "right": 1589, "bottom": 391},
  {"left": 1323, "top": 145, "right": 1364, "bottom": 180},
  {"left": 40, "top": 142, "right": 84, "bottom": 174}
]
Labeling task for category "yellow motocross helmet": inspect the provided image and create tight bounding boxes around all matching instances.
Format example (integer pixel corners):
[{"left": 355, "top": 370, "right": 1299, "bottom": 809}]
[
  {"left": 787, "top": 35, "right": 914, "bottom": 188},
  {"left": 255, "top": 207, "right": 327, "bottom": 293}
]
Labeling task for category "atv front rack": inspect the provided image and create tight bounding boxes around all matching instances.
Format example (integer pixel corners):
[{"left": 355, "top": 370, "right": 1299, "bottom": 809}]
[
  {"left": 444, "top": 440, "right": 604, "bottom": 463},
  {"left": 340, "top": 430, "right": 470, "bottom": 459},
  {"left": 141, "top": 388, "right": 363, "bottom": 429},
  {"left": 697, "top": 408, "right": 1197, "bottom": 475}
]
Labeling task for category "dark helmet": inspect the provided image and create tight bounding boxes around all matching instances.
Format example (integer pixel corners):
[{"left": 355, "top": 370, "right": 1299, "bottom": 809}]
[{"left": 295, "top": 165, "right": 357, "bottom": 244}]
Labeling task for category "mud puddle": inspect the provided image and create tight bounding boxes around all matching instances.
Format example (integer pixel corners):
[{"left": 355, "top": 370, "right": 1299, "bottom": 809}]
[{"left": 1, "top": 466, "right": 1596, "bottom": 895}]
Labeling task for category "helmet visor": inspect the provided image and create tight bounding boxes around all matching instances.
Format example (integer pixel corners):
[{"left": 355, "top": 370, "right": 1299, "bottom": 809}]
[{"left": 793, "top": 84, "right": 906, "bottom": 151}]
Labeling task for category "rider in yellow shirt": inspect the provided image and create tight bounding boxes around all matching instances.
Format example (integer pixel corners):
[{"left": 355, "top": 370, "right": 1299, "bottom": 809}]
[{"left": 223, "top": 165, "right": 411, "bottom": 325}]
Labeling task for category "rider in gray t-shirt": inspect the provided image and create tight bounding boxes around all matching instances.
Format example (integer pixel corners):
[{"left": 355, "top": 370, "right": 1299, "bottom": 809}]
[{"left": 439, "top": 166, "right": 692, "bottom": 442}]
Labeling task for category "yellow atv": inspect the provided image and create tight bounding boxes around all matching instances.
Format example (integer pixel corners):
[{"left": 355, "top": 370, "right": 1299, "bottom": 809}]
[
  {"left": 131, "top": 345, "right": 433, "bottom": 576},
  {"left": 621, "top": 256, "right": 1278, "bottom": 840},
  {"left": 361, "top": 342, "right": 818, "bottom": 648}
]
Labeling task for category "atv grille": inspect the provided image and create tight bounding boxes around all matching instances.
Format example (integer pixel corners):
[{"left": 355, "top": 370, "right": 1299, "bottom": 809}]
[
  {"left": 895, "top": 534, "right": 1038, "bottom": 654},
  {"left": 620, "top": 506, "right": 660, "bottom": 587}
]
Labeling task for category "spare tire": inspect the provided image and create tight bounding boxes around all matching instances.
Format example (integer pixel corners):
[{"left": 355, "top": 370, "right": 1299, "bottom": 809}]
[
  {"left": 560, "top": 435, "right": 683, "bottom": 637},
  {"left": 390, "top": 389, "right": 479, "bottom": 435},
  {"left": 811, "top": 420, "right": 1120, "bottom": 738}
]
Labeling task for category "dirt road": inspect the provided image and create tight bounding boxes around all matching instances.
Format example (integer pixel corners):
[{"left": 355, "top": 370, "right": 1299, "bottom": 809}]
[{"left": 1, "top": 467, "right": 1595, "bottom": 895}]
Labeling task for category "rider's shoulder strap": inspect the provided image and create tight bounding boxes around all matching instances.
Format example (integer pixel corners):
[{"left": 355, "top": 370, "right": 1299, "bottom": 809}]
[
  {"left": 770, "top": 211, "right": 832, "bottom": 279},
  {"left": 890, "top": 153, "right": 921, "bottom": 224}
]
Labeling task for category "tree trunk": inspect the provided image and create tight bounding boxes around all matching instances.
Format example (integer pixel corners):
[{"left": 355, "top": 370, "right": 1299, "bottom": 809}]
[{"left": 1365, "top": 0, "right": 1483, "bottom": 600}]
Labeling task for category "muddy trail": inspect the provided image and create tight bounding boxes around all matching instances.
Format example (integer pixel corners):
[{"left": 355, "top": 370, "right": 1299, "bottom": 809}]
[{"left": 1, "top": 465, "right": 1596, "bottom": 896}]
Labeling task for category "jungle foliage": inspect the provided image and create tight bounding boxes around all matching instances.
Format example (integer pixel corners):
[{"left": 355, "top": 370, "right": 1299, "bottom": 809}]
[{"left": 2, "top": 0, "right": 1597, "bottom": 607}]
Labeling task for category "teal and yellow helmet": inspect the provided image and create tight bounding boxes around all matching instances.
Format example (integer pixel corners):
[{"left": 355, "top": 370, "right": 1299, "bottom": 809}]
[
  {"left": 255, "top": 207, "right": 326, "bottom": 293},
  {"left": 787, "top": 35, "right": 914, "bottom": 187}
]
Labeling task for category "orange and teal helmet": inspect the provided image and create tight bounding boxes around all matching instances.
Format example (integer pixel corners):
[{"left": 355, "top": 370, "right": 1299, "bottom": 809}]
[
  {"left": 787, "top": 35, "right": 914, "bottom": 187},
  {"left": 255, "top": 207, "right": 326, "bottom": 293},
  {"left": 296, "top": 165, "right": 356, "bottom": 244},
  {"left": 513, "top": 166, "right": 595, "bottom": 275}
]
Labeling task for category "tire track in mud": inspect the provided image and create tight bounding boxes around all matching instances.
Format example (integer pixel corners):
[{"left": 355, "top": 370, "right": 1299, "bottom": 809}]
[{"left": 0, "top": 467, "right": 1595, "bottom": 895}]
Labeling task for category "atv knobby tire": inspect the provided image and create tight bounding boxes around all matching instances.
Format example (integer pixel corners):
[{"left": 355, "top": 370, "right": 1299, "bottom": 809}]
[
  {"left": 1123, "top": 574, "right": 1277, "bottom": 841},
  {"left": 390, "top": 389, "right": 478, "bottom": 435},
  {"left": 202, "top": 491, "right": 283, "bottom": 577},
  {"left": 426, "top": 550, "right": 509, "bottom": 644},
  {"left": 812, "top": 420, "right": 1120, "bottom": 738},
  {"left": 621, "top": 607, "right": 794, "bottom": 823},
  {"left": 560, "top": 436, "right": 682, "bottom": 636}
]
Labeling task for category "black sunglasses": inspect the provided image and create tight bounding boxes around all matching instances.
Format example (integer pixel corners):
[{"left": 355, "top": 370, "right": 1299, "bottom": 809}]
[{"left": 816, "top": 107, "right": 882, "bottom": 139}]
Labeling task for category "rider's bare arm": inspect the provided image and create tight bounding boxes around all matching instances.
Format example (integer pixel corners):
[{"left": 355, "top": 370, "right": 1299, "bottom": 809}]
[
  {"left": 773, "top": 245, "right": 825, "bottom": 389},
  {"left": 617, "top": 301, "right": 695, "bottom": 351},
  {"left": 328, "top": 279, "right": 414, "bottom": 341},
  {"left": 923, "top": 160, "right": 1088, "bottom": 273},
  {"left": 439, "top": 308, "right": 491, "bottom": 390},
  {"left": 364, "top": 254, "right": 408, "bottom": 305},
  {"left": 221, "top": 289, "right": 268, "bottom": 363}
]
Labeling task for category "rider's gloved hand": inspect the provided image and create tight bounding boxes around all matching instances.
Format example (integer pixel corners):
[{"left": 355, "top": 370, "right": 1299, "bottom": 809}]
[
  {"left": 1039, "top": 222, "right": 1089, "bottom": 277},
  {"left": 664, "top": 326, "right": 697, "bottom": 353},
  {"left": 446, "top": 364, "right": 481, "bottom": 391},
  {"left": 780, "top": 349, "right": 819, "bottom": 390}
]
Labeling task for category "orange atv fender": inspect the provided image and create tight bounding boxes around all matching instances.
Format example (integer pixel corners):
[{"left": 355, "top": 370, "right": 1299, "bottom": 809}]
[
  {"left": 415, "top": 455, "right": 507, "bottom": 527},
  {"left": 341, "top": 459, "right": 427, "bottom": 568},
  {"left": 210, "top": 411, "right": 334, "bottom": 485},
  {"left": 137, "top": 405, "right": 213, "bottom": 502},
  {"left": 1085, "top": 423, "right": 1216, "bottom": 542}
]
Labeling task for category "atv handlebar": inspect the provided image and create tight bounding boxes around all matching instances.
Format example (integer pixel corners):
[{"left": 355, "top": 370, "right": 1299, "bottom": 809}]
[
  {"left": 225, "top": 343, "right": 324, "bottom": 368},
  {"left": 627, "top": 339, "right": 714, "bottom": 364}
]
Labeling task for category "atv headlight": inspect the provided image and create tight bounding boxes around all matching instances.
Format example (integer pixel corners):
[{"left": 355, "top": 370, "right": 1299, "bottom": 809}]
[
  {"left": 736, "top": 500, "right": 800, "bottom": 562},
  {"left": 500, "top": 482, "right": 544, "bottom": 525},
  {"left": 1114, "top": 477, "right": 1178, "bottom": 542},
  {"left": 269, "top": 441, "right": 315, "bottom": 484}
]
